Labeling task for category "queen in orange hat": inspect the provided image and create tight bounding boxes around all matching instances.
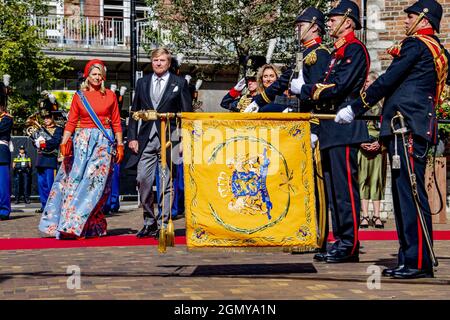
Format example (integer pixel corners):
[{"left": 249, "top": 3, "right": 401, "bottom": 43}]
[{"left": 38, "top": 59, "right": 125, "bottom": 239}]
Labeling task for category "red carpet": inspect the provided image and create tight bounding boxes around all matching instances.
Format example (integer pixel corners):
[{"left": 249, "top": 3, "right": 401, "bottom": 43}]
[{"left": 1, "top": 231, "right": 450, "bottom": 251}]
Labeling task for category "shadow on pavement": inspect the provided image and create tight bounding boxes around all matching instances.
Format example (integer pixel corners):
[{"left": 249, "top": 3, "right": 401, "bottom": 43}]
[
  {"left": 7, "top": 215, "right": 34, "bottom": 220},
  {"left": 160, "top": 263, "right": 317, "bottom": 276},
  {"left": 107, "top": 228, "right": 138, "bottom": 236}
]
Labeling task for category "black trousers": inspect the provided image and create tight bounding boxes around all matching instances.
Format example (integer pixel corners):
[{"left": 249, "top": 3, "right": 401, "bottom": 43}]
[
  {"left": 14, "top": 169, "right": 31, "bottom": 200},
  {"left": 322, "top": 144, "right": 360, "bottom": 255},
  {"left": 386, "top": 135, "right": 433, "bottom": 270}
]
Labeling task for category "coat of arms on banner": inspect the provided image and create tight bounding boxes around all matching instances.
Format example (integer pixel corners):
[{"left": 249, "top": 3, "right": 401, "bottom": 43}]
[{"left": 182, "top": 113, "right": 318, "bottom": 249}]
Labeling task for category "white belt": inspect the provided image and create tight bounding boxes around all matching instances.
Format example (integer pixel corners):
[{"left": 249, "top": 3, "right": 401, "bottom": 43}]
[{"left": 0, "top": 140, "right": 8, "bottom": 146}]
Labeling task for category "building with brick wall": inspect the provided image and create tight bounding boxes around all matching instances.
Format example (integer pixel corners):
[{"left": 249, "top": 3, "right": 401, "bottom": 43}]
[{"left": 365, "top": 0, "right": 450, "bottom": 72}]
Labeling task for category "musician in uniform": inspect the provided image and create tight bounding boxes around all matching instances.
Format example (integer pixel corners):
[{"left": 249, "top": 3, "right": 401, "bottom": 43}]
[
  {"left": 336, "top": 0, "right": 450, "bottom": 278},
  {"left": 220, "top": 55, "right": 266, "bottom": 112},
  {"left": 13, "top": 146, "right": 32, "bottom": 204},
  {"left": 34, "top": 103, "right": 63, "bottom": 214},
  {"left": 287, "top": 0, "right": 370, "bottom": 263},
  {"left": 0, "top": 80, "right": 13, "bottom": 220}
]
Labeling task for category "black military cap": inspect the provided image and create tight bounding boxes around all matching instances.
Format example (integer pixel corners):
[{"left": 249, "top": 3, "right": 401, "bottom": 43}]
[
  {"left": 404, "top": 0, "right": 442, "bottom": 33},
  {"left": 19, "top": 145, "right": 25, "bottom": 149},
  {"left": 327, "top": 0, "right": 362, "bottom": 30},
  {"left": 295, "top": 7, "right": 326, "bottom": 32},
  {"left": 243, "top": 55, "right": 266, "bottom": 79}
]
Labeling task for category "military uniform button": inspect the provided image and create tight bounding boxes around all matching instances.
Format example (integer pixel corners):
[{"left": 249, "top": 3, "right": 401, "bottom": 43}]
[
  {"left": 428, "top": 113, "right": 432, "bottom": 116},
  {"left": 427, "top": 131, "right": 430, "bottom": 135}
]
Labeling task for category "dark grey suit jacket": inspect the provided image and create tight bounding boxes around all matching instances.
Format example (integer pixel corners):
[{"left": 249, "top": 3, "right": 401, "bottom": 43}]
[{"left": 126, "top": 72, "right": 192, "bottom": 169}]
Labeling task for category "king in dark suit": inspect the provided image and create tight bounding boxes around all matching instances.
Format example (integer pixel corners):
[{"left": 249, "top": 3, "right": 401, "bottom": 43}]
[{"left": 126, "top": 47, "right": 193, "bottom": 238}]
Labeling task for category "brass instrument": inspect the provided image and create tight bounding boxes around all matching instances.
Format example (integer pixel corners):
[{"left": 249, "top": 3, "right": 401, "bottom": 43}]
[{"left": 24, "top": 113, "right": 56, "bottom": 155}]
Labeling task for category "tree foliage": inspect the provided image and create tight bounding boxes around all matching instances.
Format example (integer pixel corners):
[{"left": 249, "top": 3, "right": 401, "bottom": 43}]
[
  {"left": 145, "top": 0, "right": 326, "bottom": 73},
  {"left": 0, "top": 0, "right": 72, "bottom": 127}
]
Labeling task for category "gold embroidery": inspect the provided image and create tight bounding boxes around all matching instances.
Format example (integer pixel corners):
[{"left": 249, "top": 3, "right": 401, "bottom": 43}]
[
  {"left": 261, "top": 91, "right": 271, "bottom": 103},
  {"left": 360, "top": 92, "right": 370, "bottom": 109},
  {"left": 305, "top": 50, "right": 318, "bottom": 66},
  {"left": 312, "top": 83, "right": 336, "bottom": 100}
]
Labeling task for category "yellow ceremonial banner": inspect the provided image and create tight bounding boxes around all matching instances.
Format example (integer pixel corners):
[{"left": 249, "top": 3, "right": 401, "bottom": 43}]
[{"left": 181, "top": 113, "right": 318, "bottom": 250}]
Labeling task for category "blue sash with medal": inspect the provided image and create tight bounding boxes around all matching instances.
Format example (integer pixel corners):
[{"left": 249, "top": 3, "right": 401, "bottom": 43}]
[{"left": 76, "top": 90, "right": 116, "bottom": 155}]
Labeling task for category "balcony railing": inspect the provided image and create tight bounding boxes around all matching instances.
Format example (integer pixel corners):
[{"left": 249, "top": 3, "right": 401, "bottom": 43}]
[{"left": 33, "top": 15, "right": 167, "bottom": 49}]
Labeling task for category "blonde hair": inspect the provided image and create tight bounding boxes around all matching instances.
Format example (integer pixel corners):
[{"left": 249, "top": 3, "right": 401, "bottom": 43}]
[
  {"left": 256, "top": 64, "right": 281, "bottom": 91},
  {"left": 80, "top": 63, "right": 106, "bottom": 94},
  {"left": 151, "top": 47, "right": 172, "bottom": 64}
]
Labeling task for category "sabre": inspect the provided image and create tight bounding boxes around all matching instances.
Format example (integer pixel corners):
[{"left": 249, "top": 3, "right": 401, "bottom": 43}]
[{"left": 391, "top": 112, "right": 438, "bottom": 267}]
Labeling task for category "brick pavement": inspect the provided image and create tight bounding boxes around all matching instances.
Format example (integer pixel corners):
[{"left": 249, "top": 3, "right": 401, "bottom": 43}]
[{"left": 1, "top": 202, "right": 450, "bottom": 300}]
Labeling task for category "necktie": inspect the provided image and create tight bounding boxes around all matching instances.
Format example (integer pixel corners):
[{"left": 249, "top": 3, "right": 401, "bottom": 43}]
[{"left": 154, "top": 77, "right": 163, "bottom": 103}]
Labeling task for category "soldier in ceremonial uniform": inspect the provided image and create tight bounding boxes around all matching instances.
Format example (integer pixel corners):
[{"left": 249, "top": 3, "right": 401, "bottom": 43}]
[
  {"left": 34, "top": 103, "right": 63, "bottom": 214},
  {"left": 0, "top": 81, "right": 13, "bottom": 220},
  {"left": 220, "top": 55, "right": 266, "bottom": 112},
  {"left": 13, "top": 146, "right": 32, "bottom": 204},
  {"left": 245, "top": 6, "right": 332, "bottom": 257},
  {"left": 288, "top": 0, "right": 370, "bottom": 263},
  {"left": 248, "top": 6, "right": 331, "bottom": 114},
  {"left": 336, "top": 0, "right": 450, "bottom": 278}
]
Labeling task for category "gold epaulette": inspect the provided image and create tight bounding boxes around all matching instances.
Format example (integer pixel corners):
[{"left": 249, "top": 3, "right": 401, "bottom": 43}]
[
  {"left": 305, "top": 50, "right": 317, "bottom": 66},
  {"left": 309, "top": 118, "right": 320, "bottom": 125},
  {"left": 312, "top": 83, "right": 336, "bottom": 100}
]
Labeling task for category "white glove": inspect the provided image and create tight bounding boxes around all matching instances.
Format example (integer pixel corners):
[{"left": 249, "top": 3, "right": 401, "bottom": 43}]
[
  {"left": 290, "top": 72, "right": 305, "bottom": 94},
  {"left": 282, "top": 108, "right": 293, "bottom": 113},
  {"left": 334, "top": 105, "right": 355, "bottom": 124},
  {"left": 184, "top": 75, "right": 192, "bottom": 84},
  {"left": 234, "top": 78, "right": 247, "bottom": 91},
  {"left": 243, "top": 101, "right": 259, "bottom": 113},
  {"left": 119, "top": 86, "right": 127, "bottom": 96},
  {"left": 311, "top": 133, "right": 318, "bottom": 149},
  {"left": 35, "top": 136, "right": 45, "bottom": 148}
]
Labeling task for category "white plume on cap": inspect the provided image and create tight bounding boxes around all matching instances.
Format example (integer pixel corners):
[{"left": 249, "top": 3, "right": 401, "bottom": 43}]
[
  {"left": 176, "top": 53, "right": 185, "bottom": 65},
  {"left": 266, "top": 38, "right": 277, "bottom": 63},
  {"left": 48, "top": 93, "right": 56, "bottom": 104},
  {"left": 3, "top": 74, "right": 10, "bottom": 87},
  {"left": 195, "top": 79, "right": 203, "bottom": 91},
  {"left": 184, "top": 74, "right": 192, "bottom": 84},
  {"left": 110, "top": 84, "right": 117, "bottom": 92},
  {"left": 119, "top": 86, "right": 127, "bottom": 96}
]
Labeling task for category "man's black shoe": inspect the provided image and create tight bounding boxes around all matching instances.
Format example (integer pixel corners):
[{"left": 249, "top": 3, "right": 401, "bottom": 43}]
[
  {"left": 391, "top": 266, "right": 434, "bottom": 279},
  {"left": 35, "top": 208, "right": 43, "bottom": 214},
  {"left": 0, "top": 215, "right": 9, "bottom": 221},
  {"left": 136, "top": 225, "right": 158, "bottom": 238},
  {"left": 14, "top": 199, "right": 20, "bottom": 204},
  {"left": 25, "top": 198, "right": 31, "bottom": 204},
  {"left": 325, "top": 251, "right": 359, "bottom": 263},
  {"left": 382, "top": 265, "right": 405, "bottom": 277},
  {"left": 313, "top": 252, "right": 328, "bottom": 262}
]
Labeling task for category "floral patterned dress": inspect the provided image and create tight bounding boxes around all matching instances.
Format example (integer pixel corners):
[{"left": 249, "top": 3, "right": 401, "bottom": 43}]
[{"left": 38, "top": 128, "right": 113, "bottom": 239}]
